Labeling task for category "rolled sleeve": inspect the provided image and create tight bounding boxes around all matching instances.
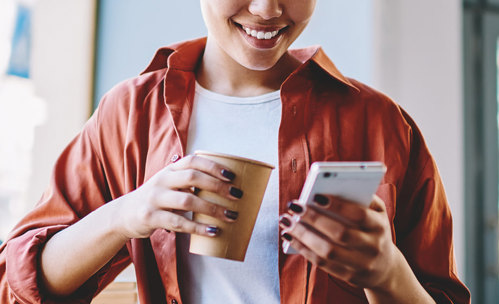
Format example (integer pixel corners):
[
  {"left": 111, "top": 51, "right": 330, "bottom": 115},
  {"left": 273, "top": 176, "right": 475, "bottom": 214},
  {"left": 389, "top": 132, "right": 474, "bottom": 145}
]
[
  {"left": 5, "top": 226, "right": 77, "bottom": 304},
  {"left": 0, "top": 102, "right": 131, "bottom": 303}
]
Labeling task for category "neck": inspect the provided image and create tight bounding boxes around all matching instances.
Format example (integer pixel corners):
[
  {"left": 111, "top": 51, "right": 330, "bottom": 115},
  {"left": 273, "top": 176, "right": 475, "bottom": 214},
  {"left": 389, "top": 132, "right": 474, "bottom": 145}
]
[{"left": 196, "top": 44, "right": 301, "bottom": 97}]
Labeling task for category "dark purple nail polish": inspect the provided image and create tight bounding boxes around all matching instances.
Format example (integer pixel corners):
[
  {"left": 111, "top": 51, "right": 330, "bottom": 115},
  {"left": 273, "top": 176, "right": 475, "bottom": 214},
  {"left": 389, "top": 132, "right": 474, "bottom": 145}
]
[
  {"left": 287, "top": 202, "right": 303, "bottom": 214},
  {"left": 221, "top": 169, "right": 236, "bottom": 181},
  {"left": 281, "top": 233, "right": 293, "bottom": 241},
  {"left": 230, "top": 187, "right": 243, "bottom": 199},
  {"left": 279, "top": 216, "right": 292, "bottom": 227},
  {"left": 224, "top": 210, "right": 239, "bottom": 220},
  {"left": 314, "top": 194, "right": 329, "bottom": 206},
  {"left": 206, "top": 226, "right": 219, "bottom": 236}
]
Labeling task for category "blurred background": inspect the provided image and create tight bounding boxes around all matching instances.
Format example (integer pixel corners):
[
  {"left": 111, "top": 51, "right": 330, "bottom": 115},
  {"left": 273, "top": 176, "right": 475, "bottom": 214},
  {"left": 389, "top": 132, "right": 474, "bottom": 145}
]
[{"left": 0, "top": 0, "right": 497, "bottom": 303}]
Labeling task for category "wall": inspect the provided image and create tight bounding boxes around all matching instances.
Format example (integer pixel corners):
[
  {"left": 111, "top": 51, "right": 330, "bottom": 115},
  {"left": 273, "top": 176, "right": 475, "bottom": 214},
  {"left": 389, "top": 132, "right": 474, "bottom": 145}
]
[
  {"left": 94, "top": 0, "right": 373, "bottom": 104},
  {"left": 27, "top": 0, "right": 96, "bottom": 209},
  {"left": 372, "top": 0, "right": 465, "bottom": 276}
]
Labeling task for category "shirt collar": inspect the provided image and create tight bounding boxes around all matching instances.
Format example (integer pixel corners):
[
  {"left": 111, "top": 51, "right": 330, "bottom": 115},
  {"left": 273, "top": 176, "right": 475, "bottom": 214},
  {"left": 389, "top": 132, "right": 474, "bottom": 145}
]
[{"left": 142, "top": 37, "right": 359, "bottom": 92}]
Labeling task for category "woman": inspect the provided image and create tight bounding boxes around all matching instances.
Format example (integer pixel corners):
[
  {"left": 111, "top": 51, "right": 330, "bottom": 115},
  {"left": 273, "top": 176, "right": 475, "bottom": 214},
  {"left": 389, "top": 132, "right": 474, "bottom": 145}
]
[{"left": 0, "top": 0, "right": 470, "bottom": 303}]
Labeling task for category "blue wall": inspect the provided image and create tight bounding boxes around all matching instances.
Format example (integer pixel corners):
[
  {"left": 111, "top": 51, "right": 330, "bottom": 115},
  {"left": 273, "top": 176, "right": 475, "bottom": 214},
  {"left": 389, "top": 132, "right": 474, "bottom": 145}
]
[{"left": 94, "top": 0, "right": 373, "bottom": 106}]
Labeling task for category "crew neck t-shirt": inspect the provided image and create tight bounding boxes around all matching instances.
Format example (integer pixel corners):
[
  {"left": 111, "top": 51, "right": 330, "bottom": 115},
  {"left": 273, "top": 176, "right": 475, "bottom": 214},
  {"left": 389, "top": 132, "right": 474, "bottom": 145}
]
[{"left": 177, "top": 82, "right": 282, "bottom": 304}]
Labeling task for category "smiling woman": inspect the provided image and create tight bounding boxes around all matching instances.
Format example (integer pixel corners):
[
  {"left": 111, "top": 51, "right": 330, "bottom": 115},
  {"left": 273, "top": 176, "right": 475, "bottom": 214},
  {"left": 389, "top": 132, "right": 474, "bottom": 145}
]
[{"left": 0, "top": 1, "right": 470, "bottom": 304}]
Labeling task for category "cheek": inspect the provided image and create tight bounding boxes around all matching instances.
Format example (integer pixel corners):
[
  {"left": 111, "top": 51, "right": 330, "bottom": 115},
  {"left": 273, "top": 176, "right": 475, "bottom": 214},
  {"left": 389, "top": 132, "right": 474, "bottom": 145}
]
[
  {"left": 287, "top": 1, "right": 316, "bottom": 25},
  {"left": 201, "top": 0, "right": 244, "bottom": 20},
  {"left": 201, "top": 0, "right": 243, "bottom": 34}
]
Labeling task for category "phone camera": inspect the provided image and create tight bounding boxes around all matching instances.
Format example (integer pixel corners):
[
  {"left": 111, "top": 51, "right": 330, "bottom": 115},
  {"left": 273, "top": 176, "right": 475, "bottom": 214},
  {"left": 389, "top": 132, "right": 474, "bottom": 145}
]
[{"left": 323, "top": 172, "right": 337, "bottom": 178}]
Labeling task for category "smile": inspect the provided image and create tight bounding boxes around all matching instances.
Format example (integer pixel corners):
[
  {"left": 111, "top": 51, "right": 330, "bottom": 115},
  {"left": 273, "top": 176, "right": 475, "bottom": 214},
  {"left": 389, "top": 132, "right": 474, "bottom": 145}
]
[{"left": 241, "top": 26, "right": 280, "bottom": 40}]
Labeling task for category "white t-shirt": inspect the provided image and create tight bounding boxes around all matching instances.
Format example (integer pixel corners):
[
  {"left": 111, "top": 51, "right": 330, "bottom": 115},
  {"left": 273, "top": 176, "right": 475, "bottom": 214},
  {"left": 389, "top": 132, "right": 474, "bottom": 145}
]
[{"left": 177, "top": 82, "right": 282, "bottom": 304}]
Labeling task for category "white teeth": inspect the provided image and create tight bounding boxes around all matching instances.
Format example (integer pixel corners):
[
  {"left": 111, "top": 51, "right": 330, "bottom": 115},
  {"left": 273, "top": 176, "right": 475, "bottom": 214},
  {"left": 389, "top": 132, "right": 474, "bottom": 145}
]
[{"left": 242, "top": 26, "right": 280, "bottom": 40}]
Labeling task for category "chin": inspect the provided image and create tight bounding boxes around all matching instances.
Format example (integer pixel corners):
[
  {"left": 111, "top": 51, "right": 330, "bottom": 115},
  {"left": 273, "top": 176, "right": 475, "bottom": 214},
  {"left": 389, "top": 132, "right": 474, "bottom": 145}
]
[{"left": 237, "top": 56, "right": 280, "bottom": 72}]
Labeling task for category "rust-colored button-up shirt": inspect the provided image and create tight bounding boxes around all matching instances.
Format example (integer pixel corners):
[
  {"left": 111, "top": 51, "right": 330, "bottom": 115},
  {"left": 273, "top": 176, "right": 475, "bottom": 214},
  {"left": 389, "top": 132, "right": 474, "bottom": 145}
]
[{"left": 0, "top": 38, "right": 470, "bottom": 303}]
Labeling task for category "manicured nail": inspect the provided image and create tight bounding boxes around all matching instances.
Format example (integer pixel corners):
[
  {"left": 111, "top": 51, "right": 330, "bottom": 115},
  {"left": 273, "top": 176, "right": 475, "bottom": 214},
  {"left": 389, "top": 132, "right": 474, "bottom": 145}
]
[
  {"left": 314, "top": 194, "right": 329, "bottom": 206},
  {"left": 279, "top": 215, "right": 292, "bottom": 227},
  {"left": 281, "top": 233, "right": 293, "bottom": 241},
  {"left": 224, "top": 210, "right": 239, "bottom": 220},
  {"left": 230, "top": 187, "right": 244, "bottom": 199},
  {"left": 221, "top": 169, "right": 236, "bottom": 181},
  {"left": 287, "top": 202, "right": 303, "bottom": 214},
  {"left": 206, "top": 226, "right": 219, "bottom": 236}
]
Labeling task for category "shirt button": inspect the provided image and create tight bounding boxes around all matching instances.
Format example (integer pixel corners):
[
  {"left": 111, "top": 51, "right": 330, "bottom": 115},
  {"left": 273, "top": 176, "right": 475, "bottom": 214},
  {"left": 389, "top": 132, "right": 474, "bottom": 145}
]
[
  {"left": 171, "top": 300, "right": 178, "bottom": 304},
  {"left": 171, "top": 154, "right": 180, "bottom": 162}
]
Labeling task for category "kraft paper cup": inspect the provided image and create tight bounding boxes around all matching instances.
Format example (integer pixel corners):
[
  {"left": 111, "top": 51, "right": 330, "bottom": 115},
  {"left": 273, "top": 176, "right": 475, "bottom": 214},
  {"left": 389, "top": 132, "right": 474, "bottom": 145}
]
[{"left": 189, "top": 150, "right": 274, "bottom": 261}]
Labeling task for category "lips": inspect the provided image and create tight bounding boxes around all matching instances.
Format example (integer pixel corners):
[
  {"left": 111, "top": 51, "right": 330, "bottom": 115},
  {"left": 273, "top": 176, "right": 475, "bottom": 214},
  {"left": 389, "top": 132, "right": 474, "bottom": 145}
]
[{"left": 234, "top": 22, "right": 287, "bottom": 49}]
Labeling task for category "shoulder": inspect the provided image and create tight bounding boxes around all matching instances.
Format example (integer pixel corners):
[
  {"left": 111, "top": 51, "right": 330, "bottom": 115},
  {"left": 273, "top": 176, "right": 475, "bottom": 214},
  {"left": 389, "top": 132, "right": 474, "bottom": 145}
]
[
  {"left": 314, "top": 75, "right": 413, "bottom": 135},
  {"left": 347, "top": 78, "right": 407, "bottom": 121},
  {"left": 97, "top": 68, "right": 167, "bottom": 117}
]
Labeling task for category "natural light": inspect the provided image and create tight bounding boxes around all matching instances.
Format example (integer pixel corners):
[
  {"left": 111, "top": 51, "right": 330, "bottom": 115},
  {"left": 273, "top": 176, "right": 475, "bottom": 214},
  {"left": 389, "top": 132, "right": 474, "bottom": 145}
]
[{"left": 0, "top": 0, "right": 46, "bottom": 240}]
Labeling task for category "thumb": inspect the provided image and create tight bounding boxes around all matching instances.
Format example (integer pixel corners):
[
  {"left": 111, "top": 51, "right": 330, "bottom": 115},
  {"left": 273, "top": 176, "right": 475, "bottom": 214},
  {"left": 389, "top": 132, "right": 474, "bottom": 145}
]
[{"left": 369, "top": 195, "right": 386, "bottom": 212}]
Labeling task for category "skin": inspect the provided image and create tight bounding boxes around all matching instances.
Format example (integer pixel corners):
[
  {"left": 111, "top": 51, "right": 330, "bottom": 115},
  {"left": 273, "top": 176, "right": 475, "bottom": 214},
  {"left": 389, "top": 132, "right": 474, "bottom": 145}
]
[
  {"left": 40, "top": 156, "right": 242, "bottom": 295},
  {"left": 280, "top": 195, "right": 436, "bottom": 303},
  {"left": 196, "top": 0, "right": 315, "bottom": 96},
  {"left": 40, "top": 1, "right": 436, "bottom": 302}
]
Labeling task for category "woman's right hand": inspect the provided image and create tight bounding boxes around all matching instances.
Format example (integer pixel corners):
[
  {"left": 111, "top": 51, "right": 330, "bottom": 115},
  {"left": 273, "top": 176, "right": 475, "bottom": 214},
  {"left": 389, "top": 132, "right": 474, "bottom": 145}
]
[{"left": 113, "top": 155, "right": 243, "bottom": 240}]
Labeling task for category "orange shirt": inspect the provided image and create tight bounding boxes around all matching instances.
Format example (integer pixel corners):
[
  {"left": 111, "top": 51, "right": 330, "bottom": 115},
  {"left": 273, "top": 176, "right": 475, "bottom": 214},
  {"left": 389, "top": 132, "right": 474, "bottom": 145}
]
[{"left": 0, "top": 38, "right": 470, "bottom": 304}]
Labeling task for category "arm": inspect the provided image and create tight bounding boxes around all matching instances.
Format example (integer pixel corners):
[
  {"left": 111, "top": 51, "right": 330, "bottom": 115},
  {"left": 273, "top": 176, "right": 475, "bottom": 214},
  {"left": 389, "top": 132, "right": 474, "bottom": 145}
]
[
  {"left": 39, "top": 155, "right": 242, "bottom": 297},
  {"left": 281, "top": 196, "right": 435, "bottom": 304}
]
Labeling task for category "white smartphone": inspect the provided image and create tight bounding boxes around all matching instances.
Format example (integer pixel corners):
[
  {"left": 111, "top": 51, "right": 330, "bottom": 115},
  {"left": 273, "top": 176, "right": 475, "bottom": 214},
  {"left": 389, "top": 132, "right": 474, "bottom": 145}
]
[{"left": 283, "top": 161, "right": 387, "bottom": 254}]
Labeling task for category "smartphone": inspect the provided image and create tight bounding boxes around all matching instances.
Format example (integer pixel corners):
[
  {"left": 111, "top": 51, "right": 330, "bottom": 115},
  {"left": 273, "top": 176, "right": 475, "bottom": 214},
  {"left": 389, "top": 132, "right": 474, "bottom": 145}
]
[{"left": 282, "top": 161, "right": 387, "bottom": 254}]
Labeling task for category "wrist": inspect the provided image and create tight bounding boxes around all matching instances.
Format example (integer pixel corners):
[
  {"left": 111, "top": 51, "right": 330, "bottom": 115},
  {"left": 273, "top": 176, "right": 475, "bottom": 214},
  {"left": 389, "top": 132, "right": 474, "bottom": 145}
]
[
  {"left": 365, "top": 248, "right": 436, "bottom": 304},
  {"left": 102, "top": 198, "right": 131, "bottom": 244},
  {"left": 369, "top": 246, "right": 404, "bottom": 295}
]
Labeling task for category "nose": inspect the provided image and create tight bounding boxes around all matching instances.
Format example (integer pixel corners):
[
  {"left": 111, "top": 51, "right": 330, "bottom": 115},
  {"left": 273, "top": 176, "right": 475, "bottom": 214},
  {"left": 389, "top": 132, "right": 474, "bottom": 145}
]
[{"left": 248, "top": 0, "right": 283, "bottom": 20}]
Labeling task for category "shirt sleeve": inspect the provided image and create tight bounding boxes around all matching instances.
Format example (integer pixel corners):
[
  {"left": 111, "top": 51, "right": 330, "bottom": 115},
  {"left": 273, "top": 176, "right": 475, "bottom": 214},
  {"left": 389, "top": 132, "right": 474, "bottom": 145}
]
[
  {"left": 0, "top": 107, "right": 131, "bottom": 303},
  {"left": 395, "top": 110, "right": 471, "bottom": 303}
]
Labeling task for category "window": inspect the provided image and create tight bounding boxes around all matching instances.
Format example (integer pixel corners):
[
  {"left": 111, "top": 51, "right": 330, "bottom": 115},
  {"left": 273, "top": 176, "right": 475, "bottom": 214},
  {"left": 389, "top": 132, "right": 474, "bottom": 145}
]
[{"left": 464, "top": 0, "right": 499, "bottom": 303}]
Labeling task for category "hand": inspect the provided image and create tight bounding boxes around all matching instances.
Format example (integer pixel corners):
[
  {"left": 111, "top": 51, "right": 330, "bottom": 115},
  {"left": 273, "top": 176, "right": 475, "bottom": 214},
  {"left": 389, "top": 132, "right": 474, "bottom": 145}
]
[
  {"left": 279, "top": 195, "right": 398, "bottom": 291},
  {"left": 113, "top": 155, "right": 243, "bottom": 240}
]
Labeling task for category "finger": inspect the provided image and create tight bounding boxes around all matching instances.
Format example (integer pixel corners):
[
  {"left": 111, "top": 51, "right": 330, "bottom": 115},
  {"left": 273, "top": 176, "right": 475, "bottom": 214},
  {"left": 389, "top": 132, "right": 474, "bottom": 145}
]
[
  {"left": 168, "top": 155, "right": 236, "bottom": 182},
  {"left": 291, "top": 205, "right": 374, "bottom": 249},
  {"left": 151, "top": 210, "right": 221, "bottom": 237},
  {"left": 165, "top": 169, "right": 243, "bottom": 200},
  {"left": 369, "top": 195, "right": 386, "bottom": 212},
  {"left": 283, "top": 220, "right": 379, "bottom": 269},
  {"left": 156, "top": 191, "right": 239, "bottom": 222},
  {"left": 281, "top": 232, "right": 354, "bottom": 278},
  {"left": 311, "top": 194, "right": 379, "bottom": 230}
]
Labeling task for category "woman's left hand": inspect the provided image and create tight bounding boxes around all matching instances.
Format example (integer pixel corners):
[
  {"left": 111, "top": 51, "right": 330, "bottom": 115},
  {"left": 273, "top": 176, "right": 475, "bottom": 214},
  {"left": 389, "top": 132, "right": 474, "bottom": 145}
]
[{"left": 279, "top": 194, "right": 399, "bottom": 291}]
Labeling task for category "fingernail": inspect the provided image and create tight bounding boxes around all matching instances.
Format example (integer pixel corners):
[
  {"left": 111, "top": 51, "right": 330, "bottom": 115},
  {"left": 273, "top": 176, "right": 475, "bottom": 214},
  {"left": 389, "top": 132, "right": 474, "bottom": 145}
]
[
  {"left": 279, "top": 215, "right": 292, "bottom": 227},
  {"left": 206, "top": 226, "right": 219, "bottom": 236},
  {"left": 224, "top": 210, "right": 239, "bottom": 220},
  {"left": 281, "top": 233, "right": 293, "bottom": 241},
  {"left": 221, "top": 169, "right": 236, "bottom": 181},
  {"left": 230, "top": 187, "right": 244, "bottom": 199},
  {"left": 314, "top": 194, "right": 329, "bottom": 206},
  {"left": 287, "top": 202, "right": 303, "bottom": 214}
]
